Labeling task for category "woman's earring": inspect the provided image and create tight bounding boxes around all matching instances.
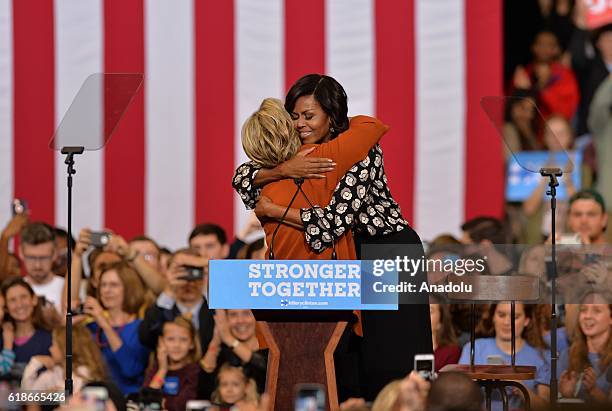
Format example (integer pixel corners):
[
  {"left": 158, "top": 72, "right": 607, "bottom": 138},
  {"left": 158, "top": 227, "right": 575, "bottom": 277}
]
[{"left": 330, "top": 127, "right": 335, "bottom": 134}]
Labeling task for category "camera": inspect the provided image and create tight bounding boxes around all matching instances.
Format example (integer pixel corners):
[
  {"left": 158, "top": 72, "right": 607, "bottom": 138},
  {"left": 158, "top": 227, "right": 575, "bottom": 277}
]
[
  {"left": 414, "top": 353, "right": 436, "bottom": 381},
  {"left": 179, "top": 265, "right": 204, "bottom": 281},
  {"left": 11, "top": 199, "right": 27, "bottom": 216},
  {"left": 90, "top": 231, "right": 112, "bottom": 248},
  {"left": 73, "top": 303, "right": 86, "bottom": 315}
]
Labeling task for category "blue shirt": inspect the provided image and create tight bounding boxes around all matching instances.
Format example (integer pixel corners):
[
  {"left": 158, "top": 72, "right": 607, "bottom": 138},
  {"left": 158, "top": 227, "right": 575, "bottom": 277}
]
[
  {"left": 557, "top": 348, "right": 611, "bottom": 400},
  {"left": 543, "top": 327, "right": 570, "bottom": 355},
  {"left": 460, "top": 338, "right": 551, "bottom": 411},
  {"left": 87, "top": 319, "right": 150, "bottom": 395},
  {"left": 10, "top": 328, "right": 52, "bottom": 365}
]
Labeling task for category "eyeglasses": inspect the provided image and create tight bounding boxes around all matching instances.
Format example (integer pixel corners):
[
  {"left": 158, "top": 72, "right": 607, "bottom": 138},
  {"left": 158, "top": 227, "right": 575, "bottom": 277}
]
[{"left": 23, "top": 255, "right": 54, "bottom": 263}]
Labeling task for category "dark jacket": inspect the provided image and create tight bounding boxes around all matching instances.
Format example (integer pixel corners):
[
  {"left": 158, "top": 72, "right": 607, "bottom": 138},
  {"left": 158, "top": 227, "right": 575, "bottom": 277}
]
[{"left": 138, "top": 295, "right": 214, "bottom": 354}]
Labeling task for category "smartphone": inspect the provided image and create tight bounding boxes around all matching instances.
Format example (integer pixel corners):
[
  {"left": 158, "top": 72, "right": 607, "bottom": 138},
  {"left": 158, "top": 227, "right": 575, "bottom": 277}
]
[
  {"left": 73, "top": 303, "right": 85, "bottom": 315},
  {"left": 11, "top": 199, "right": 27, "bottom": 216},
  {"left": 414, "top": 353, "right": 435, "bottom": 381},
  {"left": 179, "top": 265, "right": 204, "bottom": 281},
  {"left": 90, "top": 231, "right": 112, "bottom": 248},
  {"left": 558, "top": 233, "right": 581, "bottom": 245},
  {"left": 486, "top": 354, "right": 505, "bottom": 365},
  {"left": 81, "top": 386, "right": 108, "bottom": 411},
  {"left": 294, "top": 383, "right": 325, "bottom": 411}
]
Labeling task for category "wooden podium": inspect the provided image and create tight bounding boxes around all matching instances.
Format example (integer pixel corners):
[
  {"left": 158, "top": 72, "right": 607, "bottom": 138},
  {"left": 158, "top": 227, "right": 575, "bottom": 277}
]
[{"left": 254, "top": 310, "right": 354, "bottom": 411}]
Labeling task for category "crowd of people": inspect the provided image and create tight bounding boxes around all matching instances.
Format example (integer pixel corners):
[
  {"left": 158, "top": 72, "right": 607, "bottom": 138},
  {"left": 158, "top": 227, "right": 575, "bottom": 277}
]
[{"left": 0, "top": 2, "right": 610, "bottom": 411}]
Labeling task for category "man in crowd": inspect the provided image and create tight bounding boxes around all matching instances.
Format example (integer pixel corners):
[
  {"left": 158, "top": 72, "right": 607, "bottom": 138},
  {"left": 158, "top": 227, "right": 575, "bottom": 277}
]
[
  {"left": 188, "top": 223, "right": 230, "bottom": 260},
  {"left": 19, "top": 223, "right": 64, "bottom": 310},
  {"left": 566, "top": 189, "right": 608, "bottom": 245},
  {"left": 139, "top": 248, "right": 214, "bottom": 353}
]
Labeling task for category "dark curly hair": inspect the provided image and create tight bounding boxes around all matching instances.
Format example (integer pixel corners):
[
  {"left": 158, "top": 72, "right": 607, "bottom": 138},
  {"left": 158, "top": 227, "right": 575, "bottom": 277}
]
[{"left": 284, "top": 74, "right": 349, "bottom": 139}]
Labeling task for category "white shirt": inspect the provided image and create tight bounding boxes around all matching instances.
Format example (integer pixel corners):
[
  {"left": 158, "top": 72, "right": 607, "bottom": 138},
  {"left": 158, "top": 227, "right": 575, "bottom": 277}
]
[{"left": 27, "top": 275, "right": 65, "bottom": 311}]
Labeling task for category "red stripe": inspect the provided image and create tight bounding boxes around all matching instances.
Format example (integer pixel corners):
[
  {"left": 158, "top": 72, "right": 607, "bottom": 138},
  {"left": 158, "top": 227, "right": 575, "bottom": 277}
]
[
  {"left": 194, "top": 0, "right": 235, "bottom": 238},
  {"left": 464, "top": 0, "right": 504, "bottom": 220},
  {"left": 12, "top": 0, "right": 55, "bottom": 225},
  {"left": 103, "top": 0, "right": 146, "bottom": 240},
  {"left": 284, "top": 0, "right": 325, "bottom": 91},
  {"left": 375, "top": 0, "right": 415, "bottom": 223}
]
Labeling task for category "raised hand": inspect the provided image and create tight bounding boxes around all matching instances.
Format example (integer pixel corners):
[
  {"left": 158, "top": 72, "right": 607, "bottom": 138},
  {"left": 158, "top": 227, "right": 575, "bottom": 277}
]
[{"left": 279, "top": 147, "right": 335, "bottom": 179}]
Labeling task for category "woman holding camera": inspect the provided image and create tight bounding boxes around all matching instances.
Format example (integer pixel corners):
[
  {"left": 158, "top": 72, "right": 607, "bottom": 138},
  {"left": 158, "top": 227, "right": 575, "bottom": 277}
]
[{"left": 85, "top": 261, "right": 150, "bottom": 395}]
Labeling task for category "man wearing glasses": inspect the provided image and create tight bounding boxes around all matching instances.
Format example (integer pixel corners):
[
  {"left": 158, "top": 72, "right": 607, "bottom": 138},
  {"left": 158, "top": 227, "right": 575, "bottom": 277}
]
[{"left": 20, "top": 223, "right": 64, "bottom": 311}]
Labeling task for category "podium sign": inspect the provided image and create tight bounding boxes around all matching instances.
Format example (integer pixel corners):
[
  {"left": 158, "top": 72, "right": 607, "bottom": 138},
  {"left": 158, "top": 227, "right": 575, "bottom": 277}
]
[{"left": 209, "top": 260, "right": 397, "bottom": 310}]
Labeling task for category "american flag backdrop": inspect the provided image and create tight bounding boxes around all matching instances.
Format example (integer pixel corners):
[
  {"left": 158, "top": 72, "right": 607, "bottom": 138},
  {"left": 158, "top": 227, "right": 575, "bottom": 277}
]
[{"left": 0, "top": 0, "right": 504, "bottom": 250}]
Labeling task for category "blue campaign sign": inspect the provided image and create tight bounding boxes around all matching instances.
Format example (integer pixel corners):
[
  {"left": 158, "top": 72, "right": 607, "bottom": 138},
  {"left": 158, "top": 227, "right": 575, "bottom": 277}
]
[
  {"left": 505, "top": 150, "right": 582, "bottom": 202},
  {"left": 209, "top": 260, "right": 397, "bottom": 310}
]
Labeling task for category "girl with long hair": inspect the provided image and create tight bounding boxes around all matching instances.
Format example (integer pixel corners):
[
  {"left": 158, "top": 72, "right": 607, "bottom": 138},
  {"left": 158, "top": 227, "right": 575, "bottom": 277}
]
[
  {"left": 559, "top": 293, "right": 611, "bottom": 402},
  {"left": 211, "top": 363, "right": 258, "bottom": 409},
  {"left": 21, "top": 323, "right": 106, "bottom": 392},
  {"left": 429, "top": 297, "right": 460, "bottom": 371},
  {"left": 460, "top": 303, "right": 550, "bottom": 411},
  {"left": 144, "top": 316, "right": 202, "bottom": 411}
]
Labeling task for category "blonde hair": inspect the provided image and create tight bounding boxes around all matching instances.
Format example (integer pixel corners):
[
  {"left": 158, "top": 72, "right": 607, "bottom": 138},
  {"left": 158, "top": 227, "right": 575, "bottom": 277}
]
[
  {"left": 241, "top": 98, "right": 301, "bottom": 168},
  {"left": 53, "top": 324, "right": 106, "bottom": 382},
  {"left": 371, "top": 380, "right": 401, "bottom": 411},
  {"left": 212, "top": 363, "right": 259, "bottom": 404},
  {"left": 162, "top": 315, "right": 202, "bottom": 363}
]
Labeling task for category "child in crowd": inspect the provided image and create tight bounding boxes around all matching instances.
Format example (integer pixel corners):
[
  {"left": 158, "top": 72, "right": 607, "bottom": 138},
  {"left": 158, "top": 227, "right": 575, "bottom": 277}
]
[
  {"left": 559, "top": 293, "right": 611, "bottom": 402},
  {"left": 21, "top": 324, "right": 106, "bottom": 393},
  {"left": 144, "top": 316, "right": 202, "bottom": 411},
  {"left": 211, "top": 363, "right": 258, "bottom": 409}
]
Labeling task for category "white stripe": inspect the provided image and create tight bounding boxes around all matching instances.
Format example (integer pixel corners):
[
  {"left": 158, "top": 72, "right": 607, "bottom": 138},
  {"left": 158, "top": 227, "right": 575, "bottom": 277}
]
[
  {"left": 145, "top": 0, "right": 195, "bottom": 249},
  {"left": 53, "top": 0, "right": 104, "bottom": 235},
  {"left": 326, "top": 0, "right": 375, "bottom": 117},
  {"left": 234, "top": 0, "right": 284, "bottom": 233},
  {"left": 0, "top": 0, "right": 13, "bottom": 232},
  {"left": 414, "top": 0, "right": 465, "bottom": 240}
]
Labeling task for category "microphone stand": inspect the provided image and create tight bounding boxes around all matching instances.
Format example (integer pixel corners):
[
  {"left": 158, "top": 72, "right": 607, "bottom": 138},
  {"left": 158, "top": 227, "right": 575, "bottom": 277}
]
[
  {"left": 268, "top": 183, "right": 302, "bottom": 259},
  {"left": 61, "top": 146, "right": 84, "bottom": 396},
  {"left": 293, "top": 178, "right": 337, "bottom": 260},
  {"left": 541, "top": 167, "right": 561, "bottom": 405}
]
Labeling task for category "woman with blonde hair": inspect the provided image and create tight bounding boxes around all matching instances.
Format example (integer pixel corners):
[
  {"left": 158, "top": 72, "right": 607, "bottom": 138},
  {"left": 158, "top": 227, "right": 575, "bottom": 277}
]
[
  {"left": 21, "top": 324, "right": 106, "bottom": 392},
  {"left": 559, "top": 293, "right": 611, "bottom": 402},
  {"left": 84, "top": 261, "right": 150, "bottom": 395}
]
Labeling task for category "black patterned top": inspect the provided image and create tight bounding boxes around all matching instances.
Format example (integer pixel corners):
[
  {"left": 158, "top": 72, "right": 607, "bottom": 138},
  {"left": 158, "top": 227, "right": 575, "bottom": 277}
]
[{"left": 232, "top": 144, "right": 409, "bottom": 252}]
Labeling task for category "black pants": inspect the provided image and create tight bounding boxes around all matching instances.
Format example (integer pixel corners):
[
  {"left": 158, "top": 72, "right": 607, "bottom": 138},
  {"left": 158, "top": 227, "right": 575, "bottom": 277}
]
[{"left": 356, "top": 227, "right": 433, "bottom": 401}]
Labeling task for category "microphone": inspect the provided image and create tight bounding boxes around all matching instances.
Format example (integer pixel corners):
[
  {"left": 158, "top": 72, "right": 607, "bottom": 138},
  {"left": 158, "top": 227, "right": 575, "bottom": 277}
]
[
  {"left": 294, "top": 179, "right": 338, "bottom": 260},
  {"left": 268, "top": 183, "right": 301, "bottom": 260}
]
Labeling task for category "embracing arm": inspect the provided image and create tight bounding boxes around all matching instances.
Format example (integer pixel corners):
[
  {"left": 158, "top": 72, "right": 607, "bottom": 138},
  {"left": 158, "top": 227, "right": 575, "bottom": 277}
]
[{"left": 233, "top": 150, "right": 335, "bottom": 209}]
